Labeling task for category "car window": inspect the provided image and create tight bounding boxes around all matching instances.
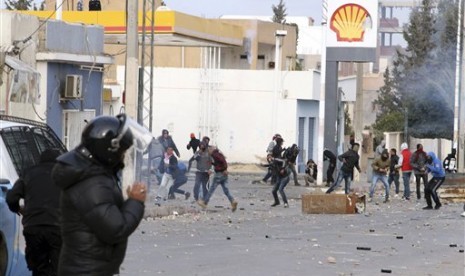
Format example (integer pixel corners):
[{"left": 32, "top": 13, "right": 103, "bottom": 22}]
[{"left": 0, "top": 126, "right": 66, "bottom": 177}]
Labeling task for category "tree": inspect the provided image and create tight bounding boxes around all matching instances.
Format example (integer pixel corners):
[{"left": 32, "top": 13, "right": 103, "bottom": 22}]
[
  {"left": 374, "top": 0, "right": 457, "bottom": 140},
  {"left": 271, "top": 0, "right": 287, "bottom": 24},
  {"left": 5, "top": 0, "right": 33, "bottom": 10},
  {"left": 374, "top": 67, "right": 402, "bottom": 115},
  {"left": 402, "top": 0, "right": 436, "bottom": 67}
]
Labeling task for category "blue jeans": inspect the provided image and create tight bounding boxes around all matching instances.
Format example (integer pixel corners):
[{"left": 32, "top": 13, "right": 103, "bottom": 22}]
[
  {"left": 370, "top": 173, "right": 389, "bottom": 200},
  {"left": 326, "top": 170, "right": 352, "bottom": 194},
  {"left": 194, "top": 172, "right": 209, "bottom": 201},
  {"left": 169, "top": 180, "right": 187, "bottom": 196},
  {"left": 204, "top": 172, "right": 234, "bottom": 204},
  {"left": 402, "top": 172, "right": 412, "bottom": 199},
  {"left": 388, "top": 173, "right": 400, "bottom": 194},
  {"left": 272, "top": 175, "right": 290, "bottom": 204}
]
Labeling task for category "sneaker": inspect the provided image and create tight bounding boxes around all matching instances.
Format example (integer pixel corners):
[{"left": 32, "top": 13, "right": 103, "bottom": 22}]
[
  {"left": 394, "top": 194, "right": 399, "bottom": 198},
  {"left": 461, "top": 211, "right": 465, "bottom": 217},
  {"left": 197, "top": 200, "right": 207, "bottom": 209},
  {"left": 383, "top": 199, "right": 390, "bottom": 203},
  {"left": 422, "top": 206, "right": 433, "bottom": 210},
  {"left": 295, "top": 183, "right": 301, "bottom": 186},
  {"left": 367, "top": 198, "right": 373, "bottom": 203},
  {"left": 231, "top": 201, "right": 238, "bottom": 212},
  {"left": 271, "top": 202, "right": 280, "bottom": 207},
  {"left": 259, "top": 180, "right": 267, "bottom": 185},
  {"left": 168, "top": 194, "right": 176, "bottom": 200},
  {"left": 434, "top": 204, "right": 442, "bottom": 210},
  {"left": 185, "top": 192, "right": 191, "bottom": 200},
  {"left": 283, "top": 203, "right": 289, "bottom": 208}
]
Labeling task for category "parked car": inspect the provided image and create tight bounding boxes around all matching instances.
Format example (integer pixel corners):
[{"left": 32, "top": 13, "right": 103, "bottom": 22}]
[{"left": 0, "top": 115, "right": 66, "bottom": 275}]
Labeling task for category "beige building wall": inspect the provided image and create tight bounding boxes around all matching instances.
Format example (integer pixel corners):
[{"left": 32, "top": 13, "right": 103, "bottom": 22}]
[
  {"left": 148, "top": 19, "right": 297, "bottom": 71},
  {"left": 45, "top": 0, "right": 161, "bottom": 11}
]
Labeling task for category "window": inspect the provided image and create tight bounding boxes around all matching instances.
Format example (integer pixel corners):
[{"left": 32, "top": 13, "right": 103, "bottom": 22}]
[{"left": 0, "top": 126, "right": 66, "bottom": 177}]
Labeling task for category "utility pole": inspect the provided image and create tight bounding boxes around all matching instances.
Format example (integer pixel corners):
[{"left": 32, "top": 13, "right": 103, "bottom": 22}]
[
  {"left": 124, "top": 0, "right": 139, "bottom": 185},
  {"left": 317, "top": 0, "right": 328, "bottom": 185},
  {"left": 125, "top": 0, "right": 139, "bottom": 120},
  {"left": 455, "top": 0, "right": 464, "bottom": 173}
]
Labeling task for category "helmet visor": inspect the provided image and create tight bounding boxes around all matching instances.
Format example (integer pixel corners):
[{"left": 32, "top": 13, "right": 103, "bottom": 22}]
[{"left": 117, "top": 115, "right": 153, "bottom": 152}]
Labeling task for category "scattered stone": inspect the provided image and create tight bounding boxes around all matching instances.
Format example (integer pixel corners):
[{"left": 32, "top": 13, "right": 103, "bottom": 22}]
[
  {"left": 356, "top": 247, "right": 371, "bottom": 251},
  {"left": 459, "top": 249, "right": 464, "bottom": 253},
  {"left": 226, "top": 237, "right": 231, "bottom": 240},
  {"left": 239, "top": 208, "right": 245, "bottom": 210},
  {"left": 369, "top": 229, "right": 375, "bottom": 233},
  {"left": 450, "top": 244, "right": 457, "bottom": 247},
  {"left": 215, "top": 206, "right": 223, "bottom": 208},
  {"left": 141, "top": 231, "right": 145, "bottom": 234},
  {"left": 381, "top": 269, "right": 392, "bottom": 273},
  {"left": 327, "top": 256, "right": 336, "bottom": 264},
  {"left": 250, "top": 203, "right": 254, "bottom": 205},
  {"left": 265, "top": 235, "right": 270, "bottom": 239},
  {"left": 396, "top": 236, "right": 403, "bottom": 239}
]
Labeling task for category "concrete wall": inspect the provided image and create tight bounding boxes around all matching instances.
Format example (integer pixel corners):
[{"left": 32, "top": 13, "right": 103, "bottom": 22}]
[
  {"left": 0, "top": 12, "right": 106, "bottom": 140},
  {"left": 42, "top": 20, "right": 104, "bottom": 55}
]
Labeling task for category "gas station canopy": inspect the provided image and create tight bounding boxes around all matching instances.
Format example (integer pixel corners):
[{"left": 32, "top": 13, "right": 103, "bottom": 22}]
[{"left": 22, "top": 9, "right": 244, "bottom": 47}]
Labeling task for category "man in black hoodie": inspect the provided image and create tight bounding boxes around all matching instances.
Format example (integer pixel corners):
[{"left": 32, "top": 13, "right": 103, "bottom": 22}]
[
  {"left": 6, "top": 149, "right": 63, "bottom": 276},
  {"left": 52, "top": 114, "right": 148, "bottom": 275},
  {"left": 326, "top": 143, "right": 361, "bottom": 194},
  {"left": 158, "top": 129, "right": 180, "bottom": 157}
]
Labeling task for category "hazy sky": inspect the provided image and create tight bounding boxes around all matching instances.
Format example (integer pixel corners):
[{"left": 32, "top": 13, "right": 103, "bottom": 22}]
[
  {"left": 164, "top": 0, "right": 323, "bottom": 24},
  {"left": 0, "top": 1, "right": 323, "bottom": 23}
]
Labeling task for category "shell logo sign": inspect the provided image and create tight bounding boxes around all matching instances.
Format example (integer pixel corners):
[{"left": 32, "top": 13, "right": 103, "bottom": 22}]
[{"left": 326, "top": 0, "right": 378, "bottom": 48}]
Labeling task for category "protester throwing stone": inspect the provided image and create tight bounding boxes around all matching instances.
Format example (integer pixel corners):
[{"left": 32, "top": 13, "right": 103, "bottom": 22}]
[
  {"left": 423, "top": 152, "right": 446, "bottom": 210},
  {"left": 326, "top": 143, "right": 361, "bottom": 194},
  {"left": 197, "top": 147, "right": 238, "bottom": 212}
]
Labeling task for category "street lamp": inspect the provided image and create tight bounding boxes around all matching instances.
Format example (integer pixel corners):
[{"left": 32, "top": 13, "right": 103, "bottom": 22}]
[{"left": 272, "top": 30, "right": 287, "bottom": 134}]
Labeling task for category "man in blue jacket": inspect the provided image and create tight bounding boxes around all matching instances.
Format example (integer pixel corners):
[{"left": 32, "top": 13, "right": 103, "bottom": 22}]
[
  {"left": 423, "top": 152, "right": 446, "bottom": 210},
  {"left": 168, "top": 162, "right": 191, "bottom": 200}
]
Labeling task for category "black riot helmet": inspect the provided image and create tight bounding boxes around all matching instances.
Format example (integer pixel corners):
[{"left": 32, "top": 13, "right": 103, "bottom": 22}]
[{"left": 81, "top": 114, "right": 152, "bottom": 167}]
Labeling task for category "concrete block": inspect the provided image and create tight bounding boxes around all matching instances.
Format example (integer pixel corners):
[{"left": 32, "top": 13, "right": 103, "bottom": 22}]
[{"left": 301, "top": 193, "right": 366, "bottom": 214}]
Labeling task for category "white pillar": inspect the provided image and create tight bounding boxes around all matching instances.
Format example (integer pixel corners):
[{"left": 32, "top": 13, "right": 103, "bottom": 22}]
[
  {"left": 317, "top": 0, "right": 328, "bottom": 185},
  {"left": 272, "top": 34, "right": 281, "bottom": 135},
  {"left": 56, "top": 0, "right": 64, "bottom": 20}
]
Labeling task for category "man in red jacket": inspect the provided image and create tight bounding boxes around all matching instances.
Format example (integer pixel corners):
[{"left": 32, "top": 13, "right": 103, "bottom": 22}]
[{"left": 399, "top": 142, "right": 412, "bottom": 200}]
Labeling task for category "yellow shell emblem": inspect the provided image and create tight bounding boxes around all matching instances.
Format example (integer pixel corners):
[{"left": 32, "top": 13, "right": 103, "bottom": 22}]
[{"left": 330, "top": 3, "right": 371, "bottom": 42}]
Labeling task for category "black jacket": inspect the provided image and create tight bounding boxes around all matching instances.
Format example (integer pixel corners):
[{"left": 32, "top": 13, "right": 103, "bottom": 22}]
[
  {"left": 6, "top": 161, "right": 61, "bottom": 230},
  {"left": 389, "top": 155, "right": 400, "bottom": 175},
  {"left": 338, "top": 149, "right": 361, "bottom": 173},
  {"left": 158, "top": 135, "right": 180, "bottom": 157},
  {"left": 187, "top": 137, "right": 200, "bottom": 154},
  {"left": 52, "top": 149, "right": 145, "bottom": 276},
  {"left": 324, "top": 150, "right": 337, "bottom": 164}
]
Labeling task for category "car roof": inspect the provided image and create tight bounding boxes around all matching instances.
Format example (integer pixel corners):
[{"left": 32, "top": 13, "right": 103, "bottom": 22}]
[
  {"left": 0, "top": 115, "right": 47, "bottom": 130},
  {"left": 0, "top": 120, "right": 31, "bottom": 129}
]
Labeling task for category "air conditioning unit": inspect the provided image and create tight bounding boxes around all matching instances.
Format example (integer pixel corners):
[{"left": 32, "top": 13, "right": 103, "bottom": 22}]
[{"left": 64, "top": 75, "right": 82, "bottom": 99}]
